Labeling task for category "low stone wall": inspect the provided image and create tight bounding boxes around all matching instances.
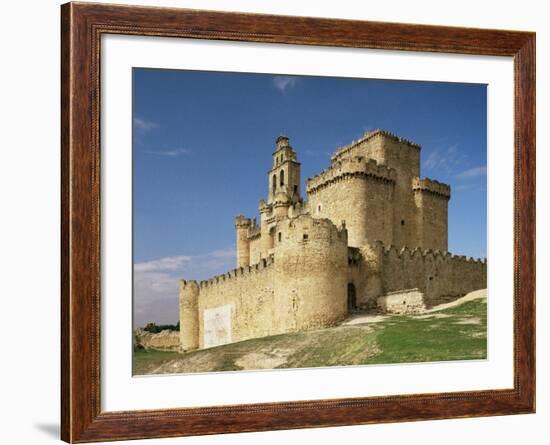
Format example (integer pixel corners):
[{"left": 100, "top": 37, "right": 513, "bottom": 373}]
[
  {"left": 134, "top": 329, "right": 180, "bottom": 351},
  {"left": 377, "top": 288, "right": 426, "bottom": 314}
]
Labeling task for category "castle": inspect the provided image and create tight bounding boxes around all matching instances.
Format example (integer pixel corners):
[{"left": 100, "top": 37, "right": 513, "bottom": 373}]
[{"left": 179, "top": 130, "right": 487, "bottom": 351}]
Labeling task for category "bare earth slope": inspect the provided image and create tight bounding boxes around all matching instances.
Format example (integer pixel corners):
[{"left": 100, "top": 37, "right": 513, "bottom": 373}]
[{"left": 133, "top": 289, "right": 487, "bottom": 375}]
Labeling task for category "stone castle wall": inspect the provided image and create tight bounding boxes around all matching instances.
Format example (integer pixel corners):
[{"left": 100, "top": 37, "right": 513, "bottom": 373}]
[
  {"left": 307, "top": 130, "right": 449, "bottom": 251},
  {"left": 413, "top": 178, "right": 451, "bottom": 251},
  {"left": 196, "top": 258, "right": 277, "bottom": 349},
  {"left": 331, "top": 130, "right": 421, "bottom": 175},
  {"left": 273, "top": 216, "right": 349, "bottom": 333},
  {"left": 238, "top": 130, "right": 451, "bottom": 268},
  {"left": 365, "top": 133, "right": 422, "bottom": 249},
  {"left": 306, "top": 157, "right": 395, "bottom": 247},
  {"left": 362, "top": 241, "right": 487, "bottom": 306},
  {"left": 235, "top": 215, "right": 251, "bottom": 268},
  {"left": 179, "top": 280, "right": 199, "bottom": 351},
  {"left": 377, "top": 289, "right": 426, "bottom": 314},
  {"left": 179, "top": 214, "right": 349, "bottom": 350},
  {"left": 178, "top": 130, "right": 485, "bottom": 352},
  {"left": 248, "top": 235, "right": 262, "bottom": 265}
]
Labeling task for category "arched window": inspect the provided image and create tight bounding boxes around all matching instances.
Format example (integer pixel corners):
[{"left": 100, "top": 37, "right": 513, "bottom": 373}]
[
  {"left": 280, "top": 170, "right": 285, "bottom": 186},
  {"left": 272, "top": 174, "right": 277, "bottom": 191}
]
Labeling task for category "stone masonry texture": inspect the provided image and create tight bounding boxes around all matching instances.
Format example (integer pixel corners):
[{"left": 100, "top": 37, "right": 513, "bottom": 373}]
[{"left": 178, "top": 129, "right": 486, "bottom": 351}]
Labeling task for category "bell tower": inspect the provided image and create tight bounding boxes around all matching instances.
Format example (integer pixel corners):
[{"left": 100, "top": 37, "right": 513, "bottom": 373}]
[{"left": 268, "top": 135, "right": 301, "bottom": 204}]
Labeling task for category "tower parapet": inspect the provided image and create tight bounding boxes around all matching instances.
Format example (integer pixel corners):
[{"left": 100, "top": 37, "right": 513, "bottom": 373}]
[
  {"left": 412, "top": 177, "right": 451, "bottom": 199},
  {"left": 413, "top": 178, "right": 451, "bottom": 251},
  {"left": 306, "top": 157, "right": 396, "bottom": 247},
  {"left": 275, "top": 135, "right": 292, "bottom": 152},
  {"left": 306, "top": 157, "right": 396, "bottom": 194},
  {"left": 272, "top": 192, "right": 292, "bottom": 218},
  {"left": 235, "top": 214, "right": 252, "bottom": 268},
  {"left": 331, "top": 129, "right": 421, "bottom": 164}
]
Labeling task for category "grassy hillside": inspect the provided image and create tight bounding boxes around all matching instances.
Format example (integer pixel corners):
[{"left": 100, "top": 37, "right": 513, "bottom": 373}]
[{"left": 133, "top": 296, "right": 487, "bottom": 375}]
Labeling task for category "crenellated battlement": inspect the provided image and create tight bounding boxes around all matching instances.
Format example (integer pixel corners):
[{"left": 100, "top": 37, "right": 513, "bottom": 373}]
[
  {"left": 282, "top": 213, "right": 349, "bottom": 244},
  {"left": 180, "top": 279, "right": 199, "bottom": 289},
  {"left": 198, "top": 255, "right": 275, "bottom": 289},
  {"left": 272, "top": 193, "right": 292, "bottom": 206},
  {"left": 248, "top": 224, "right": 261, "bottom": 239},
  {"left": 413, "top": 177, "right": 451, "bottom": 199},
  {"left": 331, "top": 129, "right": 421, "bottom": 162},
  {"left": 259, "top": 199, "right": 271, "bottom": 214},
  {"left": 375, "top": 239, "right": 486, "bottom": 302},
  {"left": 235, "top": 214, "right": 252, "bottom": 228},
  {"left": 375, "top": 239, "right": 485, "bottom": 264},
  {"left": 306, "top": 156, "right": 396, "bottom": 194}
]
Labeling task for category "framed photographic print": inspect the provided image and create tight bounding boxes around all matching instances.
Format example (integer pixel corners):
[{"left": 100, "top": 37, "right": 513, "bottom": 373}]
[{"left": 61, "top": 2, "right": 535, "bottom": 442}]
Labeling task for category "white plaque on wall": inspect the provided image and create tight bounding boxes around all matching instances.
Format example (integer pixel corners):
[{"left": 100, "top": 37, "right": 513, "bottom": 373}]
[{"left": 203, "top": 304, "right": 233, "bottom": 348}]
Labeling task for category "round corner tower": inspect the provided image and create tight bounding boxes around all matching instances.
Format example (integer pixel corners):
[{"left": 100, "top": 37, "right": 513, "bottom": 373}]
[
  {"left": 273, "top": 214, "right": 348, "bottom": 333},
  {"left": 179, "top": 280, "right": 199, "bottom": 351},
  {"left": 234, "top": 215, "right": 252, "bottom": 268}
]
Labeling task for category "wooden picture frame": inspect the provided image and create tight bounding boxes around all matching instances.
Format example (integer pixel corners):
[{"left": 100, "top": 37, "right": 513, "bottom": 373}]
[{"left": 61, "top": 2, "right": 535, "bottom": 442}]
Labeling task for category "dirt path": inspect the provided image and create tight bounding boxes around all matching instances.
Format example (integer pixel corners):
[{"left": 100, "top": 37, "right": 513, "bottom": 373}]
[
  {"left": 342, "top": 314, "right": 389, "bottom": 325},
  {"left": 341, "top": 289, "right": 487, "bottom": 325},
  {"left": 425, "top": 289, "right": 487, "bottom": 313}
]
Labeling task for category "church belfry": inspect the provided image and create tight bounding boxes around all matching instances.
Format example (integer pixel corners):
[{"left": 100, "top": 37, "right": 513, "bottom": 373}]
[{"left": 268, "top": 135, "right": 301, "bottom": 204}]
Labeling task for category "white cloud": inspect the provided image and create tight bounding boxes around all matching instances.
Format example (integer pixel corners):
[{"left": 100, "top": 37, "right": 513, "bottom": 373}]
[
  {"left": 134, "top": 255, "right": 191, "bottom": 273},
  {"left": 133, "top": 248, "right": 235, "bottom": 327},
  {"left": 142, "top": 148, "right": 192, "bottom": 157},
  {"left": 422, "top": 144, "right": 465, "bottom": 173},
  {"left": 456, "top": 165, "right": 487, "bottom": 179},
  {"left": 272, "top": 75, "right": 297, "bottom": 93},
  {"left": 422, "top": 150, "right": 441, "bottom": 170},
  {"left": 134, "top": 116, "right": 159, "bottom": 132}
]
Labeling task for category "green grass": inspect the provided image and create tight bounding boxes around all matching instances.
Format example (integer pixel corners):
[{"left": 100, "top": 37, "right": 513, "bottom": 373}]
[
  {"left": 133, "top": 297, "right": 487, "bottom": 375},
  {"left": 133, "top": 349, "right": 182, "bottom": 375},
  {"left": 367, "top": 299, "right": 487, "bottom": 364}
]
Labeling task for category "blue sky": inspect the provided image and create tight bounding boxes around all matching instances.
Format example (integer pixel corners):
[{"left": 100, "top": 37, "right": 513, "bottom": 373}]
[{"left": 133, "top": 68, "right": 487, "bottom": 326}]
